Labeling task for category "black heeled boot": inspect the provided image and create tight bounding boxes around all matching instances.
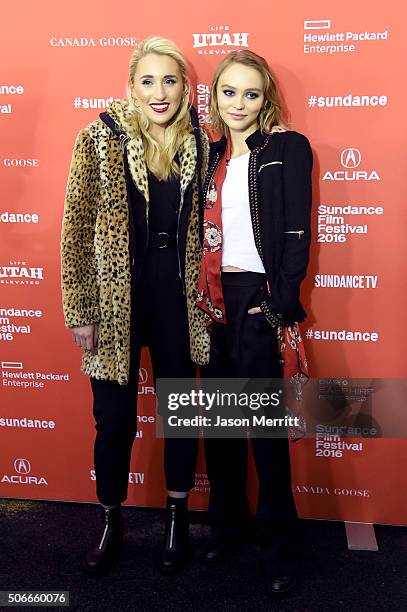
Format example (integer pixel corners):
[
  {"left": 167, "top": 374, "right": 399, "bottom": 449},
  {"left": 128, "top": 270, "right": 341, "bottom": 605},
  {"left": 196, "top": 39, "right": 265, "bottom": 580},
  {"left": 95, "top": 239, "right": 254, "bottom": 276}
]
[
  {"left": 159, "top": 496, "right": 189, "bottom": 575},
  {"left": 85, "top": 505, "right": 123, "bottom": 574}
]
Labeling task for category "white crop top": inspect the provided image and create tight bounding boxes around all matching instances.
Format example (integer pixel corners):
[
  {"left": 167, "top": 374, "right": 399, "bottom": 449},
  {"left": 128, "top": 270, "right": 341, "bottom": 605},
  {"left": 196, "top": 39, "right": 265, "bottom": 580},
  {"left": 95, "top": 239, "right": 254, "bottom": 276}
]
[{"left": 221, "top": 151, "right": 265, "bottom": 273}]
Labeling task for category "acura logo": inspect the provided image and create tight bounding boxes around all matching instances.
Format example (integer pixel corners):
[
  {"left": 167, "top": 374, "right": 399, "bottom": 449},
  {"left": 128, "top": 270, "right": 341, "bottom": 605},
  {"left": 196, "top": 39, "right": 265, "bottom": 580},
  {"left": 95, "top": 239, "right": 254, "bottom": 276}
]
[
  {"left": 341, "top": 148, "right": 361, "bottom": 169},
  {"left": 14, "top": 458, "right": 31, "bottom": 474},
  {"left": 138, "top": 368, "right": 148, "bottom": 385}
]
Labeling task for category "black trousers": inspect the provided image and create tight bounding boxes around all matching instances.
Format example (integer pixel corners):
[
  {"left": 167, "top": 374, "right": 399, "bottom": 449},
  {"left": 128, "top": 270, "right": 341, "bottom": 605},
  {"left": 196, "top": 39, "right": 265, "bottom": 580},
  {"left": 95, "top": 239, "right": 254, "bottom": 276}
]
[
  {"left": 203, "top": 272, "right": 301, "bottom": 574},
  {"left": 91, "top": 246, "right": 198, "bottom": 506}
]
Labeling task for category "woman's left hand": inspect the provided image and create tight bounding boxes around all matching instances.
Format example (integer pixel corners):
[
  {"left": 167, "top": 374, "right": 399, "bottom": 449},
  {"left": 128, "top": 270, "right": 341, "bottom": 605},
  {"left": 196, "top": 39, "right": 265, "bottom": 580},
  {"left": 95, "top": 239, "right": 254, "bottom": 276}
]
[{"left": 248, "top": 307, "right": 262, "bottom": 315}]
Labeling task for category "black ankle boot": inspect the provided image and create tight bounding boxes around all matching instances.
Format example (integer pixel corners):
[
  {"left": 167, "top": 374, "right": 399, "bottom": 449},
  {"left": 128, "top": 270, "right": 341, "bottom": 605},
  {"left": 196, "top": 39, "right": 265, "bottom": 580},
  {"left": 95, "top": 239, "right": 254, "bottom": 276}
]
[
  {"left": 85, "top": 506, "right": 123, "bottom": 574},
  {"left": 159, "top": 496, "right": 189, "bottom": 575}
]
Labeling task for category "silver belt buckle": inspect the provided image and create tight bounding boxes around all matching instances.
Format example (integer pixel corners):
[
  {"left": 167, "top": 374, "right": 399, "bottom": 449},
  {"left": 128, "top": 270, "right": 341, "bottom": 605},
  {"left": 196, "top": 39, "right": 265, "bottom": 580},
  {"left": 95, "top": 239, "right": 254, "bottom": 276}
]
[{"left": 157, "top": 232, "right": 170, "bottom": 248}]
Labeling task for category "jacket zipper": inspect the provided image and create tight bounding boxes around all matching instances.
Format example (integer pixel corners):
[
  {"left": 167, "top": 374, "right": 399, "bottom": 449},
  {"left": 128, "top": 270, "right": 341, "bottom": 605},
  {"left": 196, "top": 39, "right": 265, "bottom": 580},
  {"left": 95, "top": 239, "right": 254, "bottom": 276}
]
[
  {"left": 284, "top": 230, "right": 304, "bottom": 238},
  {"left": 119, "top": 133, "right": 130, "bottom": 150},
  {"left": 258, "top": 160, "right": 283, "bottom": 173},
  {"left": 145, "top": 203, "right": 150, "bottom": 262}
]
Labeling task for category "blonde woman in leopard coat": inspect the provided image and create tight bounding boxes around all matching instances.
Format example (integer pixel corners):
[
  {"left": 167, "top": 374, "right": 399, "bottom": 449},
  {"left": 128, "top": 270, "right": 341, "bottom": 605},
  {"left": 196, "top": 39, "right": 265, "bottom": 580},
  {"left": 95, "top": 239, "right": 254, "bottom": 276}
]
[{"left": 61, "top": 37, "right": 209, "bottom": 576}]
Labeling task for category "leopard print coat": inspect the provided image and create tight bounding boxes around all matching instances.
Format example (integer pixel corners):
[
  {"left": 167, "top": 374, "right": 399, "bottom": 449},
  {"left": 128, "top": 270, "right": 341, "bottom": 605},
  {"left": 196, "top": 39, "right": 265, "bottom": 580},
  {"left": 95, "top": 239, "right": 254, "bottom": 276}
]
[{"left": 61, "top": 100, "right": 210, "bottom": 384}]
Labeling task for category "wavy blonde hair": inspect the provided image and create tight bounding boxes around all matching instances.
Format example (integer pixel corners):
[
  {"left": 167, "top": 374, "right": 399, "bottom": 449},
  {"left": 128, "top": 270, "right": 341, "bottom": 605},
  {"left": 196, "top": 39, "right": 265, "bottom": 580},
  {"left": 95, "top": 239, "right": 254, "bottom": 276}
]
[
  {"left": 209, "top": 50, "right": 286, "bottom": 136},
  {"left": 127, "top": 36, "right": 192, "bottom": 180}
]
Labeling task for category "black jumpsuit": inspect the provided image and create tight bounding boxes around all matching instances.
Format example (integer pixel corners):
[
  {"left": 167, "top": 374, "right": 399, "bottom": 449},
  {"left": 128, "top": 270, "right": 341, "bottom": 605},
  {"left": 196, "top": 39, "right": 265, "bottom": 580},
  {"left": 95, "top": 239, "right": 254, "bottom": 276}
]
[{"left": 91, "top": 169, "right": 198, "bottom": 505}]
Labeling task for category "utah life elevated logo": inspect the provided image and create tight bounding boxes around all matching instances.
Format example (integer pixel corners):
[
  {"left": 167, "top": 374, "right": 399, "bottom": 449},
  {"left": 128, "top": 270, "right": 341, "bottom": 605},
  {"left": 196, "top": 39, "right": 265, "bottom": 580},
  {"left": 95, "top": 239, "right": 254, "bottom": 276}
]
[
  {"left": 1, "top": 458, "right": 48, "bottom": 485},
  {"left": 192, "top": 26, "right": 249, "bottom": 55},
  {"left": 0, "top": 261, "right": 44, "bottom": 285},
  {"left": 322, "top": 148, "right": 380, "bottom": 181}
]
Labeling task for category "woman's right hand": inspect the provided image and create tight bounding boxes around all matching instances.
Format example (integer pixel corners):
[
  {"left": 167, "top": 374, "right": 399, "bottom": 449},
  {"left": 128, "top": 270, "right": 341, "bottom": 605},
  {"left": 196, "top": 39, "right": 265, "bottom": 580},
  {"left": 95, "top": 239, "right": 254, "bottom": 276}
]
[{"left": 71, "top": 323, "right": 99, "bottom": 355}]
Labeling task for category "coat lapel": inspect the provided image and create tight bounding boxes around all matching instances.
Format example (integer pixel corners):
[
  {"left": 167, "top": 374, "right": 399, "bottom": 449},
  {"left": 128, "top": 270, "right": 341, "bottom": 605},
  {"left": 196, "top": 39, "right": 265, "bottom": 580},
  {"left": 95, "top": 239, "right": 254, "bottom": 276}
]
[
  {"left": 104, "top": 100, "right": 150, "bottom": 205},
  {"left": 178, "top": 133, "right": 197, "bottom": 197},
  {"left": 125, "top": 137, "right": 149, "bottom": 205}
]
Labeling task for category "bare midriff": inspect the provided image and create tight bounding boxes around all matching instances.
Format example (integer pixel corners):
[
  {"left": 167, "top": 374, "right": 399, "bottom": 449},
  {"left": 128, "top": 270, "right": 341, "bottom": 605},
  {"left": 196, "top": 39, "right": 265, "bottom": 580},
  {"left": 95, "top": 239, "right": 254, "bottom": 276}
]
[{"left": 221, "top": 266, "right": 247, "bottom": 272}]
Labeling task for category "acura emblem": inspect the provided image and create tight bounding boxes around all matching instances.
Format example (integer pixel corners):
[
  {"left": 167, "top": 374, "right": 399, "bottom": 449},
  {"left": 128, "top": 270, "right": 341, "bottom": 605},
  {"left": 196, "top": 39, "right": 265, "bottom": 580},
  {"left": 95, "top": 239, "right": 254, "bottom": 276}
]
[
  {"left": 138, "top": 368, "right": 148, "bottom": 385},
  {"left": 341, "top": 148, "right": 362, "bottom": 169},
  {"left": 14, "top": 458, "right": 31, "bottom": 474}
]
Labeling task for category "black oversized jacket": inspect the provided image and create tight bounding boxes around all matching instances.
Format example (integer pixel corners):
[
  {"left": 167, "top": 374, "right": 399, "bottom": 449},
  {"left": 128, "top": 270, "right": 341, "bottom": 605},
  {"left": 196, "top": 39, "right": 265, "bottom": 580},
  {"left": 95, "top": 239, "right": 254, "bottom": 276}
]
[{"left": 207, "top": 129, "right": 313, "bottom": 325}]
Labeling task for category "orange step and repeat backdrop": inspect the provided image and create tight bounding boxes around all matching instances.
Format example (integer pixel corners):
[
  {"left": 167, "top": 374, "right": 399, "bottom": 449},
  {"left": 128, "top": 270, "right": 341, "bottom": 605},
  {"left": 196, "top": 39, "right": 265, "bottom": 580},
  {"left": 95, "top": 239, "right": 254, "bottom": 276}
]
[{"left": 1, "top": 1, "right": 407, "bottom": 524}]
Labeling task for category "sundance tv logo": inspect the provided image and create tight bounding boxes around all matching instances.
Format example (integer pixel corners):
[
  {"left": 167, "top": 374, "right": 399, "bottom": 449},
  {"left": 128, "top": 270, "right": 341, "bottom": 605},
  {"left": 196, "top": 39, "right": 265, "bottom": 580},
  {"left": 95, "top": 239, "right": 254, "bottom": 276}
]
[
  {"left": 90, "top": 469, "right": 144, "bottom": 484},
  {"left": 0, "top": 261, "right": 44, "bottom": 285},
  {"left": 192, "top": 25, "right": 249, "bottom": 54},
  {"left": 322, "top": 148, "right": 380, "bottom": 181},
  {"left": 1, "top": 458, "right": 48, "bottom": 485}
]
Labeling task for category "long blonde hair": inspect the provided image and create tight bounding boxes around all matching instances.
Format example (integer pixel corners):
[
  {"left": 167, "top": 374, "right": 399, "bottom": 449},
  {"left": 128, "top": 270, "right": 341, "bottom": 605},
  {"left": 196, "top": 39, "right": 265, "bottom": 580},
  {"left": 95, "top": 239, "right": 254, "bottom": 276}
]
[
  {"left": 127, "top": 37, "right": 192, "bottom": 180},
  {"left": 209, "top": 50, "right": 286, "bottom": 136}
]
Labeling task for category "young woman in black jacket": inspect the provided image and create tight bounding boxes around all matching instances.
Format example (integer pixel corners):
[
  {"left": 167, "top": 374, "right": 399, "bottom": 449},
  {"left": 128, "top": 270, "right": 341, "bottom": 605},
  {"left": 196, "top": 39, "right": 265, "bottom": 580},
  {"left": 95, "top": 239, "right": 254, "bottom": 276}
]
[{"left": 197, "top": 50, "right": 312, "bottom": 596}]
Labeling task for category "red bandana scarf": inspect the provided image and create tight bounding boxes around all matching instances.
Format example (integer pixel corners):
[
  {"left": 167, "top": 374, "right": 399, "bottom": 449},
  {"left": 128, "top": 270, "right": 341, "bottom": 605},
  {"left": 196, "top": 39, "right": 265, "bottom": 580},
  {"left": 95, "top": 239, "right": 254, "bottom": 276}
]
[
  {"left": 197, "top": 139, "right": 309, "bottom": 440},
  {"left": 196, "top": 139, "right": 231, "bottom": 324}
]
